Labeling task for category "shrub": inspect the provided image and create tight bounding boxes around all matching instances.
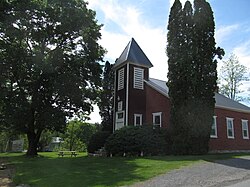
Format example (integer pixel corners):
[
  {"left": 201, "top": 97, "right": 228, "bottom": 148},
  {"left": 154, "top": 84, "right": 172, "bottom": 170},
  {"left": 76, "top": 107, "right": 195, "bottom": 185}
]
[
  {"left": 87, "top": 131, "right": 111, "bottom": 153},
  {"left": 105, "top": 126, "right": 172, "bottom": 156}
]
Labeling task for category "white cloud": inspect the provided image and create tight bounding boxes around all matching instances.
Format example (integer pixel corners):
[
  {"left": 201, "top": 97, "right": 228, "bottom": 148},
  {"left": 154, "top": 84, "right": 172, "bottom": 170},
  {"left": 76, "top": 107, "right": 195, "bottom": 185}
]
[
  {"left": 215, "top": 24, "right": 239, "bottom": 45},
  {"left": 89, "top": 0, "right": 168, "bottom": 80},
  {"left": 87, "top": 0, "right": 169, "bottom": 123},
  {"left": 233, "top": 40, "right": 250, "bottom": 68}
]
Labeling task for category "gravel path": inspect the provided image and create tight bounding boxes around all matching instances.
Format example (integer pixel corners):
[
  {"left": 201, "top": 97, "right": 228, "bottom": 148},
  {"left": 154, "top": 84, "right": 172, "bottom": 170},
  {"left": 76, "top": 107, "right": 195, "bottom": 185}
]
[
  {"left": 0, "top": 159, "right": 15, "bottom": 187},
  {"left": 130, "top": 156, "right": 250, "bottom": 187}
]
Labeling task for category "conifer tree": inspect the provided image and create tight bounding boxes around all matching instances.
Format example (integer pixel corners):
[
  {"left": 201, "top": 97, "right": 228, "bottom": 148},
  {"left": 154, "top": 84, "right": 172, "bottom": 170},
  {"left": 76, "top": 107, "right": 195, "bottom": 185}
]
[
  {"left": 167, "top": 0, "right": 184, "bottom": 153},
  {"left": 167, "top": 0, "right": 224, "bottom": 154},
  {"left": 98, "top": 61, "right": 114, "bottom": 133}
]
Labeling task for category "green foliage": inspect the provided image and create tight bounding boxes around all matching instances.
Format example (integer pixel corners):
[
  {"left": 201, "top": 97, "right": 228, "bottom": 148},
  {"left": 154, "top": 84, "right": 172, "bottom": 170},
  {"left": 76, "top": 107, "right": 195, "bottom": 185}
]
[
  {"left": 61, "top": 120, "right": 97, "bottom": 151},
  {"left": 219, "top": 53, "right": 247, "bottom": 101},
  {"left": 167, "top": 0, "right": 224, "bottom": 155},
  {"left": 37, "top": 131, "right": 56, "bottom": 152},
  {"left": 105, "top": 126, "right": 172, "bottom": 156},
  {"left": 0, "top": 131, "right": 13, "bottom": 152},
  {"left": 98, "top": 61, "right": 114, "bottom": 133},
  {"left": 171, "top": 100, "right": 212, "bottom": 155},
  {"left": 0, "top": 0, "right": 105, "bottom": 156},
  {"left": 87, "top": 131, "right": 111, "bottom": 153}
]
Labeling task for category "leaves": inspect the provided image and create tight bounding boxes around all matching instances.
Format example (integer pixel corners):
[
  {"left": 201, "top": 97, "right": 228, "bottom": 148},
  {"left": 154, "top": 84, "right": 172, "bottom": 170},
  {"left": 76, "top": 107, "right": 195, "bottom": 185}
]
[
  {"left": 167, "top": 0, "right": 222, "bottom": 154},
  {"left": 97, "top": 61, "right": 114, "bottom": 132},
  {"left": 0, "top": 0, "right": 105, "bottom": 155}
]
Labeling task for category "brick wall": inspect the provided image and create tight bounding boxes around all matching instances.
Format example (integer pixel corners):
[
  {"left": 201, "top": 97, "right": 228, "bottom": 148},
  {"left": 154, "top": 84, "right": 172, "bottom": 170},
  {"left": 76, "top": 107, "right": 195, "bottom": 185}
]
[
  {"left": 145, "top": 84, "right": 171, "bottom": 128},
  {"left": 209, "top": 108, "right": 250, "bottom": 151}
]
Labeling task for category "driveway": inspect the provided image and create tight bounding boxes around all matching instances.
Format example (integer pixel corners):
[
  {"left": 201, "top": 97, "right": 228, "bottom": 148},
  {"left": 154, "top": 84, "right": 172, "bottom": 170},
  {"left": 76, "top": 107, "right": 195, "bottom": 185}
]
[{"left": 131, "top": 156, "right": 250, "bottom": 187}]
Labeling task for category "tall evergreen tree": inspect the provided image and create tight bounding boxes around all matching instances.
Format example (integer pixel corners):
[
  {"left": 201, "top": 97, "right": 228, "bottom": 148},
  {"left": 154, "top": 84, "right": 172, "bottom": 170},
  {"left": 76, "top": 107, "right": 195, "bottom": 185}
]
[
  {"left": 98, "top": 61, "right": 114, "bottom": 133},
  {"left": 167, "top": 0, "right": 183, "bottom": 140},
  {"left": 189, "top": 0, "right": 224, "bottom": 154},
  {"left": 167, "top": 0, "right": 224, "bottom": 154}
]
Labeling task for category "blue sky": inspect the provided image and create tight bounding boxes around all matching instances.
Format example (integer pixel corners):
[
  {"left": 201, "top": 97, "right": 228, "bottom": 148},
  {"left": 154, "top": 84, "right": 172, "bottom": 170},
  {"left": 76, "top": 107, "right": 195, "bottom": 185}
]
[{"left": 87, "top": 0, "right": 250, "bottom": 123}]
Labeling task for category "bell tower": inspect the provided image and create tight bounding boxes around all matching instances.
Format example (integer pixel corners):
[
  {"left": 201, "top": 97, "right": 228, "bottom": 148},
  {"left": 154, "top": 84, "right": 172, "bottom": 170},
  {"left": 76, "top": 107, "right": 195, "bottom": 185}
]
[{"left": 113, "top": 38, "right": 153, "bottom": 131}]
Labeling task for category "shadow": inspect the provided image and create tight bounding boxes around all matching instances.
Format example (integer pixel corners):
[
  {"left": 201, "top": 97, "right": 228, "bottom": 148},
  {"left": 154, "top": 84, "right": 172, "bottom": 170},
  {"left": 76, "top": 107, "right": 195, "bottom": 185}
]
[
  {"left": 4, "top": 152, "right": 250, "bottom": 186},
  {"left": 7, "top": 154, "right": 148, "bottom": 187},
  {"left": 141, "top": 153, "right": 250, "bottom": 170},
  {"left": 205, "top": 156, "right": 250, "bottom": 170}
]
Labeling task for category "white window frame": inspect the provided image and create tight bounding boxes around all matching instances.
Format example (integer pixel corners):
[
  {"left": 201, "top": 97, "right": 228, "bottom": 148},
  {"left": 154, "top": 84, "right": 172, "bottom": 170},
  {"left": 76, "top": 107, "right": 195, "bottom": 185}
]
[
  {"left": 133, "top": 67, "right": 144, "bottom": 90},
  {"left": 115, "top": 111, "right": 125, "bottom": 130},
  {"left": 118, "top": 68, "right": 124, "bottom": 90},
  {"left": 134, "top": 114, "right": 142, "bottom": 126},
  {"left": 118, "top": 101, "right": 123, "bottom": 111},
  {"left": 210, "top": 116, "right": 218, "bottom": 138},
  {"left": 242, "top": 119, "right": 249, "bottom": 139},
  {"left": 153, "top": 112, "right": 162, "bottom": 127},
  {"left": 226, "top": 117, "right": 234, "bottom": 139}
]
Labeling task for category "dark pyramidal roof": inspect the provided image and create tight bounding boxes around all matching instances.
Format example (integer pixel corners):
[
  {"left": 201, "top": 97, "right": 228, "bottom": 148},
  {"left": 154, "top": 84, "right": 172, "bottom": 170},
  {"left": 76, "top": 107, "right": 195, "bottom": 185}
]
[{"left": 114, "top": 38, "right": 153, "bottom": 68}]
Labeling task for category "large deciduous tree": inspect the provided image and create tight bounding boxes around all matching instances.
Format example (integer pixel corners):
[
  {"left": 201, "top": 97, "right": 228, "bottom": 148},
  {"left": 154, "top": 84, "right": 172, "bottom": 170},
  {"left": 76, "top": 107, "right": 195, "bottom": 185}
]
[
  {"left": 0, "top": 0, "right": 105, "bottom": 156},
  {"left": 167, "top": 0, "right": 224, "bottom": 154},
  {"left": 98, "top": 61, "right": 114, "bottom": 133},
  {"left": 219, "top": 53, "right": 247, "bottom": 101}
]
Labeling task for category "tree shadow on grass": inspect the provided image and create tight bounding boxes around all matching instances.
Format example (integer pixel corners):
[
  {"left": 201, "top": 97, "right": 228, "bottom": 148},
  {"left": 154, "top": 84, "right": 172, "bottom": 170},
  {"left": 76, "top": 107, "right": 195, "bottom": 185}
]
[
  {"left": 10, "top": 154, "right": 149, "bottom": 187},
  {"left": 7, "top": 153, "right": 250, "bottom": 186}
]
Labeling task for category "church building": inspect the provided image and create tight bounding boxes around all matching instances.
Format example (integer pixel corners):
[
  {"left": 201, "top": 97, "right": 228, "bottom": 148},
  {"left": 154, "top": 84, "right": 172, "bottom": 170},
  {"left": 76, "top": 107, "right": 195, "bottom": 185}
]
[{"left": 113, "top": 38, "right": 250, "bottom": 152}]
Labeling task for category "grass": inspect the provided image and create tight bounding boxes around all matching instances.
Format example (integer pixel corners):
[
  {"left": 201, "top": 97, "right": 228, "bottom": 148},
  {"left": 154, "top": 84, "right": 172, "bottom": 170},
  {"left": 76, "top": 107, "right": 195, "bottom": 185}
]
[{"left": 0, "top": 152, "right": 249, "bottom": 187}]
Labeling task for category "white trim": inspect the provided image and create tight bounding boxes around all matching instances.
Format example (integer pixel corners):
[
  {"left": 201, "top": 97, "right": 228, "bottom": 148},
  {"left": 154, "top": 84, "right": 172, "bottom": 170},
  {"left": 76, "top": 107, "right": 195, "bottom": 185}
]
[
  {"left": 118, "top": 101, "right": 123, "bottom": 111},
  {"left": 144, "top": 80, "right": 169, "bottom": 98},
  {"left": 117, "top": 68, "right": 124, "bottom": 90},
  {"left": 215, "top": 105, "right": 250, "bottom": 114},
  {"left": 226, "top": 117, "right": 234, "bottom": 139},
  {"left": 152, "top": 112, "right": 162, "bottom": 127},
  {"left": 113, "top": 71, "right": 117, "bottom": 133},
  {"left": 114, "top": 61, "right": 152, "bottom": 70},
  {"left": 210, "top": 116, "right": 218, "bottom": 138},
  {"left": 115, "top": 111, "right": 125, "bottom": 130},
  {"left": 242, "top": 119, "right": 249, "bottom": 139},
  {"left": 145, "top": 80, "right": 250, "bottom": 114},
  {"left": 125, "top": 63, "right": 129, "bottom": 126},
  {"left": 134, "top": 114, "right": 142, "bottom": 126},
  {"left": 133, "top": 67, "right": 144, "bottom": 90}
]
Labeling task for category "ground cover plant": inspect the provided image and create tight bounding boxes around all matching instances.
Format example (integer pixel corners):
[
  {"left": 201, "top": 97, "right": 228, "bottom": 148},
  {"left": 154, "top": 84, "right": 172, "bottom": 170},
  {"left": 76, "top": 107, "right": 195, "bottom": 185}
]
[{"left": 0, "top": 152, "right": 249, "bottom": 187}]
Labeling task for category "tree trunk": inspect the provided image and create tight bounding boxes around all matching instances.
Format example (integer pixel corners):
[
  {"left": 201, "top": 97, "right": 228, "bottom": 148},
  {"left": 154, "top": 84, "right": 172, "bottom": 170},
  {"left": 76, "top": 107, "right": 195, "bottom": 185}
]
[{"left": 26, "top": 130, "right": 42, "bottom": 157}]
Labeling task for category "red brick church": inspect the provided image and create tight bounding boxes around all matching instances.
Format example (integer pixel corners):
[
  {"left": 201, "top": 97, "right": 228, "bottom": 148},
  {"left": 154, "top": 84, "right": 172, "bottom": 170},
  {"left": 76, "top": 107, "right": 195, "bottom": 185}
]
[{"left": 113, "top": 38, "right": 250, "bottom": 152}]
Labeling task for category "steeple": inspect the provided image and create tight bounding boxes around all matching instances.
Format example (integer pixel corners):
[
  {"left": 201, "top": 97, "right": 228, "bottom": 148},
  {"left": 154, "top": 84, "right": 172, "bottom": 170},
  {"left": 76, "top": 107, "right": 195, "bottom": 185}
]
[{"left": 114, "top": 38, "right": 153, "bottom": 69}]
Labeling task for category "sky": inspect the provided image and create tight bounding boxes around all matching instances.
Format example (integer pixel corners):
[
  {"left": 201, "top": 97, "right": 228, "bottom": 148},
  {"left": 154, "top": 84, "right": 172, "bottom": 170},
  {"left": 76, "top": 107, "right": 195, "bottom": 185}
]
[{"left": 87, "top": 0, "right": 250, "bottom": 123}]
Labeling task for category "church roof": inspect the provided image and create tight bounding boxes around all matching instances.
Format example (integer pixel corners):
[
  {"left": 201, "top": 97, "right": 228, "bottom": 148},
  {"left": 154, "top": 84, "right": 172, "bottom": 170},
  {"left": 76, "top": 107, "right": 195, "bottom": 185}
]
[
  {"left": 146, "top": 78, "right": 250, "bottom": 113},
  {"left": 114, "top": 38, "right": 153, "bottom": 68}
]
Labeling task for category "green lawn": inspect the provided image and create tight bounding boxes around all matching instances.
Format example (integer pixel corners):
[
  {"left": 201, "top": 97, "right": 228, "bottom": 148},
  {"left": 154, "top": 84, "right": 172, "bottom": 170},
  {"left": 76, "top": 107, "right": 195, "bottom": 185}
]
[{"left": 0, "top": 152, "right": 248, "bottom": 187}]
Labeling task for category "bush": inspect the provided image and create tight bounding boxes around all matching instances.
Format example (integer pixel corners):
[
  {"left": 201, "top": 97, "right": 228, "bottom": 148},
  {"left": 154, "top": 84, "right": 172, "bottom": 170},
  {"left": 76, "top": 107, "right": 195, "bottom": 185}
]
[
  {"left": 87, "top": 131, "right": 111, "bottom": 153},
  {"left": 105, "top": 126, "right": 172, "bottom": 156}
]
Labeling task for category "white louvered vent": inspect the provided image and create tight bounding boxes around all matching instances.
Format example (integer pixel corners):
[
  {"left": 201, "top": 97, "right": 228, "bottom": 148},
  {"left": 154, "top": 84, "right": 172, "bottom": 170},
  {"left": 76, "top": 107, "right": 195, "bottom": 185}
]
[
  {"left": 134, "top": 67, "right": 144, "bottom": 89},
  {"left": 118, "top": 68, "right": 124, "bottom": 90}
]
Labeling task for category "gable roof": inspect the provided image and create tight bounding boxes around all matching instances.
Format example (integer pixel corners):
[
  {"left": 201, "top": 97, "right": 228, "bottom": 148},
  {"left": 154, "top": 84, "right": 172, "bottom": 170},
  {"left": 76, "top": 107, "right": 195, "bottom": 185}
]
[
  {"left": 145, "top": 78, "right": 250, "bottom": 113},
  {"left": 114, "top": 38, "right": 153, "bottom": 69}
]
